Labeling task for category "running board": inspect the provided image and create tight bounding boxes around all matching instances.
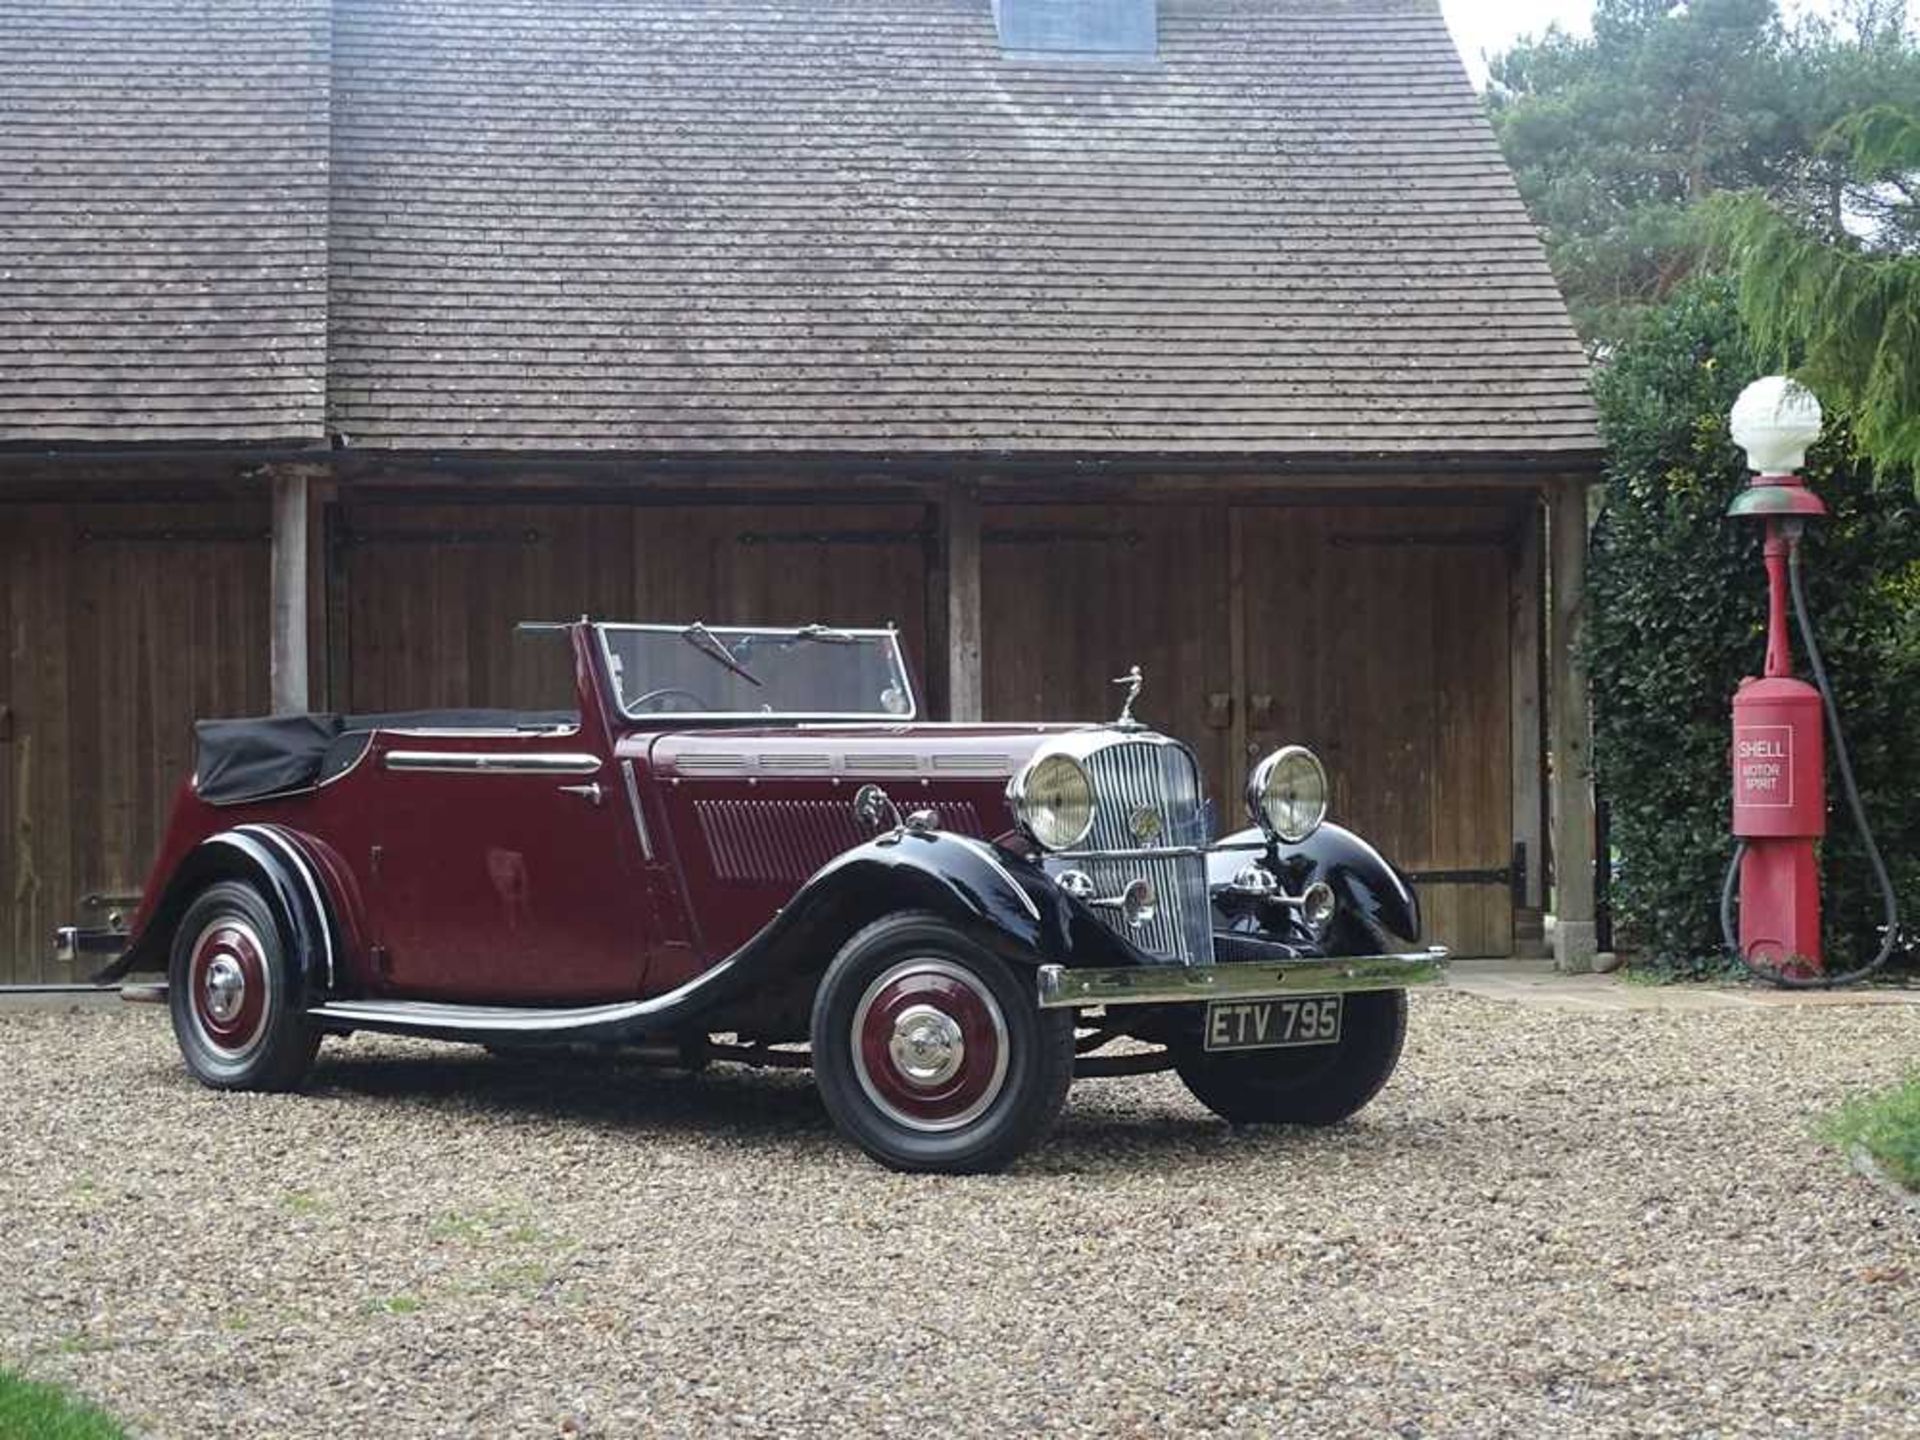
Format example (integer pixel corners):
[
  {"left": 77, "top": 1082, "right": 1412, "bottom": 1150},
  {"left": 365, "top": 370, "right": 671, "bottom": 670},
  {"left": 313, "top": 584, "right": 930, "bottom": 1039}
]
[{"left": 308, "top": 997, "right": 661, "bottom": 1041}]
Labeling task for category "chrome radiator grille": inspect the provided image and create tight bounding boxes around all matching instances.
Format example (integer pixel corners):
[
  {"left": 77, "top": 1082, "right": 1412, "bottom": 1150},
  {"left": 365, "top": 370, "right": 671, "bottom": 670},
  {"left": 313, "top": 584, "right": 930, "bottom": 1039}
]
[{"left": 1075, "top": 739, "right": 1213, "bottom": 966}]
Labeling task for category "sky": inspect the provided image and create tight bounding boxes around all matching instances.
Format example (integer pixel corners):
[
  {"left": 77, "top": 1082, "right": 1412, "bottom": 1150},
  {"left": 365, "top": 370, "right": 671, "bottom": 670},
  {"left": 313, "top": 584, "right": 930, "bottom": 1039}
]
[{"left": 1440, "top": 0, "right": 1592, "bottom": 85}]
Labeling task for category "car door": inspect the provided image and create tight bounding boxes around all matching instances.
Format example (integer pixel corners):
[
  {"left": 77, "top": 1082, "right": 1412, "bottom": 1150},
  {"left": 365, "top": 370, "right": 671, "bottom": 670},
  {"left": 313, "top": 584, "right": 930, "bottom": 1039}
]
[{"left": 362, "top": 732, "right": 647, "bottom": 1003}]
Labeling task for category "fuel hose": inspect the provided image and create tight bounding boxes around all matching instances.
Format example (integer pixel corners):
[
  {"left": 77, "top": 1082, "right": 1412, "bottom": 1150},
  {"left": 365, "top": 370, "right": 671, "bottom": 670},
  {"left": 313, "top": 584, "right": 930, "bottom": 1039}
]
[{"left": 1719, "top": 531, "right": 1901, "bottom": 988}]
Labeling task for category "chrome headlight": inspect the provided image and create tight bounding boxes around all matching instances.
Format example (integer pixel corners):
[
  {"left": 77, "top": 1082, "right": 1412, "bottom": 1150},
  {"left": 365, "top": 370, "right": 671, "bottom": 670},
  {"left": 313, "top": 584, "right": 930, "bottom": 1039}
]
[
  {"left": 1247, "top": 745, "right": 1328, "bottom": 843},
  {"left": 1008, "top": 750, "right": 1095, "bottom": 851}
]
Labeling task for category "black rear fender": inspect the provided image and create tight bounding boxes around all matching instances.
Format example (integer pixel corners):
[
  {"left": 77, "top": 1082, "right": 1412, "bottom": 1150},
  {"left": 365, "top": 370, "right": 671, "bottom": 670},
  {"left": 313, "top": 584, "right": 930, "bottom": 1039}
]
[{"left": 92, "top": 825, "right": 338, "bottom": 1000}]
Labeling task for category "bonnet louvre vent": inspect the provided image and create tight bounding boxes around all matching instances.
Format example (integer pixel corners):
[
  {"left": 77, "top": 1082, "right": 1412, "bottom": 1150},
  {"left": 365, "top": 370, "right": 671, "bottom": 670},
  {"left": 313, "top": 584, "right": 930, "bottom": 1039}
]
[
  {"left": 992, "top": 0, "right": 1157, "bottom": 59},
  {"left": 697, "top": 799, "right": 988, "bottom": 884}
]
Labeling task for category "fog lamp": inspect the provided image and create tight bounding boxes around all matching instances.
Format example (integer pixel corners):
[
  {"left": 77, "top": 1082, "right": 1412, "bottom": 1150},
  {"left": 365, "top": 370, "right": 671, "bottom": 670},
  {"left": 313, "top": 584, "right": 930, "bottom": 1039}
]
[
  {"left": 1301, "top": 880, "right": 1337, "bottom": 938},
  {"left": 1231, "top": 864, "right": 1278, "bottom": 896}
]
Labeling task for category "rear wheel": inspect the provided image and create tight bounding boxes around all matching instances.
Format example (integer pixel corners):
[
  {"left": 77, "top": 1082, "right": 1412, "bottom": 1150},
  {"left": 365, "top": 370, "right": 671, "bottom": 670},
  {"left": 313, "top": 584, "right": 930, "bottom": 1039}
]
[
  {"left": 810, "top": 913, "right": 1073, "bottom": 1173},
  {"left": 1174, "top": 989, "right": 1408, "bottom": 1126},
  {"left": 168, "top": 880, "right": 320, "bottom": 1092}
]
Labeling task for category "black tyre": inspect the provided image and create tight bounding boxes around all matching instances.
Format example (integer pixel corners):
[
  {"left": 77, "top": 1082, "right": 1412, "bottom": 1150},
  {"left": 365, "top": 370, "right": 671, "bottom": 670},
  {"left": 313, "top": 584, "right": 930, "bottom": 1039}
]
[
  {"left": 167, "top": 880, "right": 321, "bottom": 1092},
  {"left": 810, "top": 912, "right": 1073, "bottom": 1174},
  {"left": 1174, "top": 989, "right": 1408, "bottom": 1126}
]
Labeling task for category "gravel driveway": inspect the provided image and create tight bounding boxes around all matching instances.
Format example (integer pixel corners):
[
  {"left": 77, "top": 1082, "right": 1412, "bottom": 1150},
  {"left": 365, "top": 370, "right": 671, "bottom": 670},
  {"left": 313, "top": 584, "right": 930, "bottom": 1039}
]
[{"left": 2, "top": 990, "right": 1913, "bottom": 1438}]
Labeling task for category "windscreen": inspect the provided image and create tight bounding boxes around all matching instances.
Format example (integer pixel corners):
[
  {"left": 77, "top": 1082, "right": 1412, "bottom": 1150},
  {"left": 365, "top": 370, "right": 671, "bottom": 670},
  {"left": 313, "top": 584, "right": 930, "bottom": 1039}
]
[{"left": 598, "top": 624, "right": 915, "bottom": 719}]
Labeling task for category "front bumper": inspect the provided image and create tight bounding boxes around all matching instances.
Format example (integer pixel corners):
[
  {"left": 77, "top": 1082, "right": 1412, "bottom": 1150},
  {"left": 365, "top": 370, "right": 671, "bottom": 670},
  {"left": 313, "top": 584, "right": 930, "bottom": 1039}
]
[{"left": 1035, "top": 947, "right": 1447, "bottom": 1009}]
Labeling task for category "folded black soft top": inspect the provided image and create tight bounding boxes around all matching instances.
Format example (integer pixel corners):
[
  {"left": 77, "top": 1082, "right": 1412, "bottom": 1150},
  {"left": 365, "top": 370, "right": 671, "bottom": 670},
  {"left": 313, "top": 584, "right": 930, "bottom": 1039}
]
[{"left": 193, "top": 709, "right": 578, "bottom": 804}]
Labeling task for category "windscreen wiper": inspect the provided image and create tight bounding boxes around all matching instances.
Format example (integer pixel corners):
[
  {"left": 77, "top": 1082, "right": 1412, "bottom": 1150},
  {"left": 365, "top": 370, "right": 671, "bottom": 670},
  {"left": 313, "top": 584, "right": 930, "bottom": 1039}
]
[
  {"left": 786, "top": 623, "right": 858, "bottom": 646},
  {"left": 680, "top": 621, "right": 763, "bottom": 687}
]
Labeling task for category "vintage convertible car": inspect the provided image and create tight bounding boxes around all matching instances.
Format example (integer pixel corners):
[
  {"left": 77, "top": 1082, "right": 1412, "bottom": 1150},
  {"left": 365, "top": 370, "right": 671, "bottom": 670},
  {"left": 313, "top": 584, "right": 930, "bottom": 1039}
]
[{"left": 73, "top": 620, "right": 1444, "bottom": 1172}]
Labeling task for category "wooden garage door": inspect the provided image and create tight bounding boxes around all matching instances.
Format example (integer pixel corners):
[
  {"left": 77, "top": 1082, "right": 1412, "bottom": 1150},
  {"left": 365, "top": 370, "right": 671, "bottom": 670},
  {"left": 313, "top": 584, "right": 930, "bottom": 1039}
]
[
  {"left": 337, "top": 502, "right": 930, "bottom": 713},
  {"left": 1236, "top": 505, "right": 1517, "bottom": 958},
  {"left": 981, "top": 500, "right": 1522, "bottom": 958},
  {"left": 1, "top": 504, "right": 270, "bottom": 983},
  {"left": 981, "top": 504, "right": 1235, "bottom": 807}
]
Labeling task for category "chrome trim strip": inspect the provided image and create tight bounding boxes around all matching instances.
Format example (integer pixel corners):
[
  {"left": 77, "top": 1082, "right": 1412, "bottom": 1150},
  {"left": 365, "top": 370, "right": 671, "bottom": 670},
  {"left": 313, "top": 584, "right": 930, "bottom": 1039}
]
[
  {"left": 234, "top": 824, "right": 337, "bottom": 990},
  {"left": 951, "top": 837, "right": 1042, "bottom": 922},
  {"left": 854, "top": 755, "right": 921, "bottom": 772},
  {"left": 763, "top": 761, "right": 835, "bottom": 775},
  {"left": 620, "top": 758, "right": 653, "bottom": 860},
  {"left": 929, "top": 753, "right": 1015, "bottom": 771},
  {"left": 376, "top": 727, "right": 580, "bottom": 738},
  {"left": 1035, "top": 949, "right": 1449, "bottom": 1009},
  {"left": 1053, "top": 841, "right": 1268, "bottom": 863},
  {"left": 310, "top": 997, "right": 660, "bottom": 1034},
  {"left": 382, "top": 751, "right": 602, "bottom": 775}
]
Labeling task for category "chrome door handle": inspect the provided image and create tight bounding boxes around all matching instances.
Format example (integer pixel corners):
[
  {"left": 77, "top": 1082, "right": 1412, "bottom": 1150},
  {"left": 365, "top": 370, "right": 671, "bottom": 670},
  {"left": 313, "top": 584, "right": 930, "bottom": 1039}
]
[{"left": 558, "top": 782, "right": 604, "bottom": 807}]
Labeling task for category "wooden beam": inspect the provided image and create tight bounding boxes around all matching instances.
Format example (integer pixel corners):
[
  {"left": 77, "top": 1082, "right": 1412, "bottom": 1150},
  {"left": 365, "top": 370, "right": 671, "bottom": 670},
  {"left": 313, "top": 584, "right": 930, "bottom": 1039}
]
[
  {"left": 269, "top": 467, "right": 311, "bottom": 715},
  {"left": 1510, "top": 494, "right": 1547, "bottom": 936},
  {"left": 1226, "top": 507, "right": 1249, "bottom": 778},
  {"left": 307, "top": 473, "right": 335, "bottom": 709},
  {"left": 1547, "top": 476, "right": 1597, "bottom": 971},
  {"left": 944, "top": 482, "right": 983, "bottom": 722},
  {"left": 921, "top": 500, "right": 950, "bottom": 721}
]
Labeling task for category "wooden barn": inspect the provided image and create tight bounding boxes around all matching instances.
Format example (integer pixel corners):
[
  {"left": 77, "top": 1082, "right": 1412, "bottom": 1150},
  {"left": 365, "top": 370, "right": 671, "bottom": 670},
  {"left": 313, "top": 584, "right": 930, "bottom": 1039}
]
[{"left": 0, "top": 0, "right": 1603, "bottom": 980}]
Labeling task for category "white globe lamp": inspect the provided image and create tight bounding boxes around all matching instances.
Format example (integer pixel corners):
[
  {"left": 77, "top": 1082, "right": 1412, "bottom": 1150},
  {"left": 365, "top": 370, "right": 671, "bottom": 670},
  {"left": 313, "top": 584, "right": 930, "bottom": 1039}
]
[{"left": 1729, "top": 376, "right": 1823, "bottom": 476}]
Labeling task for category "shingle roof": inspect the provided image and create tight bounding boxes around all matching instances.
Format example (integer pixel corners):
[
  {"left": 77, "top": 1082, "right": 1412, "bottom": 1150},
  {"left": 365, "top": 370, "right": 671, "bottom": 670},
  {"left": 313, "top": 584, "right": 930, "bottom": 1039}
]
[
  {"left": 3, "top": 0, "right": 1599, "bottom": 458},
  {"left": 327, "top": 0, "right": 1595, "bottom": 456},
  {"left": 0, "top": 1, "right": 333, "bottom": 445}
]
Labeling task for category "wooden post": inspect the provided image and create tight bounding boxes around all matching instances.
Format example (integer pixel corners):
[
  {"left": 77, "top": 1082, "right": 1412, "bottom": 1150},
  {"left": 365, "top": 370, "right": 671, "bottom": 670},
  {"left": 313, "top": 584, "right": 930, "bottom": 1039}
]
[
  {"left": 1547, "top": 475, "right": 1597, "bottom": 971},
  {"left": 269, "top": 466, "right": 311, "bottom": 715},
  {"left": 1510, "top": 496, "right": 1547, "bottom": 951},
  {"left": 944, "top": 482, "right": 983, "bottom": 723}
]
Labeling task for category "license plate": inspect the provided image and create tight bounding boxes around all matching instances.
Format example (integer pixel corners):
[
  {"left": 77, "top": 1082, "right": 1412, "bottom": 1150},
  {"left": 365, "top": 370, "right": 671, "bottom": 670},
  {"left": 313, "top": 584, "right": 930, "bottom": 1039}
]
[{"left": 1204, "top": 995, "right": 1343, "bottom": 1052}]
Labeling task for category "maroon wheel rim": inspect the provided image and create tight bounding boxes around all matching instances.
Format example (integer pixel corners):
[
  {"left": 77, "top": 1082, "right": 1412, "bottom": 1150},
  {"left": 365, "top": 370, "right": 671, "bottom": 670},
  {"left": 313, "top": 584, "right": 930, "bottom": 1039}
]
[
  {"left": 187, "top": 919, "right": 270, "bottom": 1057},
  {"left": 851, "top": 959, "right": 1009, "bottom": 1132}
]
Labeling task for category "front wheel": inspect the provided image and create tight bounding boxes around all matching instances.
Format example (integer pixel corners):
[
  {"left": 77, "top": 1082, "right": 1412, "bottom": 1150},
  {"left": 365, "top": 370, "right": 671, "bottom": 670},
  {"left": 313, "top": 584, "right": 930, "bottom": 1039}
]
[
  {"left": 810, "top": 913, "right": 1073, "bottom": 1173},
  {"left": 1174, "top": 989, "right": 1408, "bottom": 1126},
  {"left": 168, "top": 880, "right": 321, "bottom": 1092}
]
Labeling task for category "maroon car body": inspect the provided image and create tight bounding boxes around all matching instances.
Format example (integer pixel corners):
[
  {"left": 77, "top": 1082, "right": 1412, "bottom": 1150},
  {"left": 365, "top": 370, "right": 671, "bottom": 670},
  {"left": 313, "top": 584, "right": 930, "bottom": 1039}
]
[{"left": 77, "top": 620, "right": 1445, "bottom": 1172}]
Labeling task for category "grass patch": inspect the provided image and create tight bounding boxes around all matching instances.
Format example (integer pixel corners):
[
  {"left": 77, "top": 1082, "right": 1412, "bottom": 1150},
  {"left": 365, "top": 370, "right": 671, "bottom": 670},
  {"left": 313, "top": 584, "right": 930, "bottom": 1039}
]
[
  {"left": 358, "top": 1294, "right": 422, "bottom": 1317},
  {"left": 51, "top": 1335, "right": 114, "bottom": 1359},
  {"left": 0, "top": 1370, "right": 126, "bottom": 1440},
  {"left": 1825, "top": 1073, "right": 1920, "bottom": 1191},
  {"left": 430, "top": 1204, "right": 564, "bottom": 1250}
]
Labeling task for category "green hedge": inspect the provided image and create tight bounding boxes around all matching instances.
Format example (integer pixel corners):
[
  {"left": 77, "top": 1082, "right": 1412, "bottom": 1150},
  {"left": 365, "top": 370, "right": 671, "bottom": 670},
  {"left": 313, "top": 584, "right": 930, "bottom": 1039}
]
[{"left": 1588, "top": 279, "right": 1919, "bottom": 974}]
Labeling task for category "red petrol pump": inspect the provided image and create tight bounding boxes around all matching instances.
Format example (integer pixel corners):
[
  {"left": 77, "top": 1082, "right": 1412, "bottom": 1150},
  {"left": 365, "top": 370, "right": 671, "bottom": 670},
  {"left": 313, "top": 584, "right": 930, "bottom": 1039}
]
[{"left": 1721, "top": 377, "right": 1900, "bottom": 987}]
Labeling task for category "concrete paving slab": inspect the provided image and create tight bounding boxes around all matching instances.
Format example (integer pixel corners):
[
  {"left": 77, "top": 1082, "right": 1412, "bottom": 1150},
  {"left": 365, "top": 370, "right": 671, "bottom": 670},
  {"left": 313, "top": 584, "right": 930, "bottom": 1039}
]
[
  {"left": 0, "top": 986, "right": 123, "bottom": 1012},
  {"left": 1446, "top": 959, "right": 1920, "bottom": 1011}
]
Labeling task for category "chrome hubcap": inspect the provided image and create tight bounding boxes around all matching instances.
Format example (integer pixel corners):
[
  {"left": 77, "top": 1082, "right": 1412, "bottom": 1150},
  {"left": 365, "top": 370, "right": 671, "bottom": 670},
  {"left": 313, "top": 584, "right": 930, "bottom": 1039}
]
[
  {"left": 203, "top": 956, "right": 246, "bottom": 1023},
  {"left": 888, "top": 1004, "right": 965, "bottom": 1085},
  {"left": 851, "top": 957, "right": 1011, "bottom": 1133}
]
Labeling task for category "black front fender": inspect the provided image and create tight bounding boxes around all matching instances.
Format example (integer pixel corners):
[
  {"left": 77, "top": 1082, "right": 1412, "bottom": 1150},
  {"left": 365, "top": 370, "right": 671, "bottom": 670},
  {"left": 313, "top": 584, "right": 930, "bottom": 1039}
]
[
  {"left": 631, "top": 830, "right": 1147, "bottom": 1035},
  {"left": 741, "top": 829, "right": 1097, "bottom": 973},
  {"left": 1210, "top": 823, "right": 1421, "bottom": 951}
]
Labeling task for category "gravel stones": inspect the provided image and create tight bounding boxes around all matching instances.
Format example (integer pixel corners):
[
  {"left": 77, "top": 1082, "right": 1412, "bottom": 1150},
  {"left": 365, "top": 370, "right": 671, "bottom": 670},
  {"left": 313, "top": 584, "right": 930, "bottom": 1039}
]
[{"left": 1, "top": 991, "right": 1913, "bottom": 1437}]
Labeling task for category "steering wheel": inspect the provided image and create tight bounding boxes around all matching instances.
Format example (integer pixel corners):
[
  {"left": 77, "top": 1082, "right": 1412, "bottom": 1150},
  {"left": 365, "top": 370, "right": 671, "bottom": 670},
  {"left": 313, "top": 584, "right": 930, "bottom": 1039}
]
[{"left": 628, "top": 686, "right": 715, "bottom": 714}]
